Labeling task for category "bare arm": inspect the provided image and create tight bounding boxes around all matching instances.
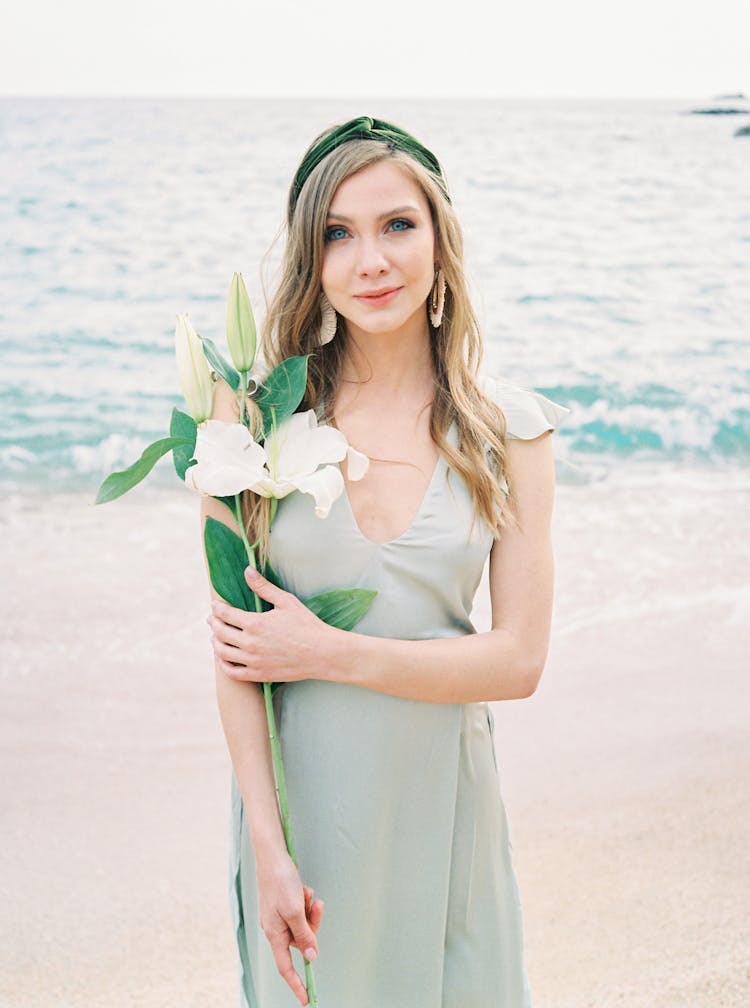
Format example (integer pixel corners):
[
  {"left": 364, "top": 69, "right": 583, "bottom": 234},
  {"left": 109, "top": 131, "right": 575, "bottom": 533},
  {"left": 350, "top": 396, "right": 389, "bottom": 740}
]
[
  {"left": 199, "top": 376, "right": 288, "bottom": 859},
  {"left": 201, "top": 492, "right": 288, "bottom": 859},
  {"left": 200, "top": 379, "right": 322, "bottom": 1006},
  {"left": 211, "top": 431, "right": 557, "bottom": 704}
]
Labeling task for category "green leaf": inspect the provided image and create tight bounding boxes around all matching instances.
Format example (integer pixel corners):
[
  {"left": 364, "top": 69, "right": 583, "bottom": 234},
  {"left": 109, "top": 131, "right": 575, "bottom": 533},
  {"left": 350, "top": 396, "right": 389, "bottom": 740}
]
[
  {"left": 304, "top": 588, "right": 377, "bottom": 631},
  {"left": 203, "top": 517, "right": 257, "bottom": 610},
  {"left": 170, "top": 408, "right": 197, "bottom": 480},
  {"left": 199, "top": 333, "right": 240, "bottom": 391},
  {"left": 94, "top": 435, "right": 193, "bottom": 504},
  {"left": 256, "top": 355, "right": 309, "bottom": 435}
]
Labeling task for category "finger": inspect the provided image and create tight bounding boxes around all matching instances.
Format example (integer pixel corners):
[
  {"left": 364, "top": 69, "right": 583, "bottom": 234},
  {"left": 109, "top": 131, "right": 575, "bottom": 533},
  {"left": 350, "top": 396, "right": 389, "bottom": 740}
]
[
  {"left": 212, "top": 635, "right": 250, "bottom": 666},
  {"left": 301, "top": 886, "right": 319, "bottom": 924},
  {"left": 268, "top": 932, "right": 309, "bottom": 1006},
  {"left": 308, "top": 898, "right": 324, "bottom": 935},
  {"left": 208, "top": 616, "right": 245, "bottom": 648},
  {"left": 216, "top": 654, "right": 260, "bottom": 682},
  {"left": 287, "top": 907, "right": 319, "bottom": 961},
  {"left": 210, "top": 599, "right": 252, "bottom": 631},
  {"left": 245, "top": 567, "right": 291, "bottom": 607}
]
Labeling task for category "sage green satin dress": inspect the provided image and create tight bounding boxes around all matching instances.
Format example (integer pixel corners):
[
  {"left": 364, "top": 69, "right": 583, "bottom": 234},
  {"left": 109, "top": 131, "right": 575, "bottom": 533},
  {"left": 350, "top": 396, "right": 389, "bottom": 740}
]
[{"left": 229, "top": 378, "right": 569, "bottom": 1008}]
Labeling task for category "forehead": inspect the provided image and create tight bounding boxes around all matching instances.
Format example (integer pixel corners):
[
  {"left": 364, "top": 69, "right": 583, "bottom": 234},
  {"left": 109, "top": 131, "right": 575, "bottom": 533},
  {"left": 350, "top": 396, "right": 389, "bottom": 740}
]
[{"left": 328, "top": 159, "right": 430, "bottom": 215}]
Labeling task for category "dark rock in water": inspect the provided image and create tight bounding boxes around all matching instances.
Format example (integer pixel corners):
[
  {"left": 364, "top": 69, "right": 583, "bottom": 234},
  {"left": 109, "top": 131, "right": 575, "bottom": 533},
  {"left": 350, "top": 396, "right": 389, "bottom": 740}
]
[
  {"left": 734, "top": 123, "right": 750, "bottom": 137},
  {"left": 690, "top": 107, "right": 748, "bottom": 115},
  {"left": 714, "top": 92, "right": 746, "bottom": 100}
]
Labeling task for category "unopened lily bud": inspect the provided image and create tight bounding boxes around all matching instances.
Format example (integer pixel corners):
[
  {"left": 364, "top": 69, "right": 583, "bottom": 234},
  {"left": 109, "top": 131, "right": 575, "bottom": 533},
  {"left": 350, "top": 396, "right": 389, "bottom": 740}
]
[
  {"left": 226, "top": 272, "right": 257, "bottom": 373},
  {"left": 175, "top": 314, "right": 214, "bottom": 424}
]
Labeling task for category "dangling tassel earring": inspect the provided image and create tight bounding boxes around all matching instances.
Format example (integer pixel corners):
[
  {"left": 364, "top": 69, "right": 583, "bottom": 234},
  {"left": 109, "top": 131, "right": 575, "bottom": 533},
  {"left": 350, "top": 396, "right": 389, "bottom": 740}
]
[
  {"left": 429, "top": 268, "right": 446, "bottom": 328},
  {"left": 318, "top": 293, "right": 337, "bottom": 346}
]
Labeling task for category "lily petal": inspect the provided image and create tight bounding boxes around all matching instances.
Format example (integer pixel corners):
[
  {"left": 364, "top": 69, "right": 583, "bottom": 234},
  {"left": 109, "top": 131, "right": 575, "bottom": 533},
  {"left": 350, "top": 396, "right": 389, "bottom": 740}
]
[
  {"left": 186, "top": 419, "right": 268, "bottom": 496},
  {"left": 281, "top": 424, "right": 349, "bottom": 476},
  {"left": 250, "top": 476, "right": 299, "bottom": 500},
  {"left": 266, "top": 410, "right": 350, "bottom": 480},
  {"left": 346, "top": 446, "right": 370, "bottom": 482},
  {"left": 293, "top": 465, "right": 345, "bottom": 518}
]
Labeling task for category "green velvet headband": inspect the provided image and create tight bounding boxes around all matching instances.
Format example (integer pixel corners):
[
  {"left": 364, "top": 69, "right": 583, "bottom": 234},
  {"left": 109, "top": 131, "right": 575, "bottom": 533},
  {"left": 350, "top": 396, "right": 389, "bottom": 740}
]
[{"left": 290, "top": 116, "right": 449, "bottom": 214}]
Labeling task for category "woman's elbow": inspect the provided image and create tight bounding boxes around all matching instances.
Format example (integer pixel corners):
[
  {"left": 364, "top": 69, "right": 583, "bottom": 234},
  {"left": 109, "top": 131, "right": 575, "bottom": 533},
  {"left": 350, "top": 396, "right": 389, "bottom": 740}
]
[
  {"left": 510, "top": 646, "right": 548, "bottom": 699},
  {"left": 516, "top": 663, "right": 544, "bottom": 699},
  {"left": 486, "top": 629, "right": 549, "bottom": 700}
]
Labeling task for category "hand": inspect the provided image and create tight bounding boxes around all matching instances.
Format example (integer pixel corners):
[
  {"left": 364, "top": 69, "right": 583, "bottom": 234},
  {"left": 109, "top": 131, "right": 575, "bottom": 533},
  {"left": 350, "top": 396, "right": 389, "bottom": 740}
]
[
  {"left": 207, "top": 568, "right": 332, "bottom": 683},
  {"left": 256, "top": 852, "right": 325, "bottom": 1006}
]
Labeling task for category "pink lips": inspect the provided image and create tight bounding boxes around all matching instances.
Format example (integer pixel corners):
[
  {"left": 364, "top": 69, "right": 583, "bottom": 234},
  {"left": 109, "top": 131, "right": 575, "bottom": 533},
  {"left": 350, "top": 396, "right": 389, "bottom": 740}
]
[{"left": 355, "top": 286, "right": 402, "bottom": 306}]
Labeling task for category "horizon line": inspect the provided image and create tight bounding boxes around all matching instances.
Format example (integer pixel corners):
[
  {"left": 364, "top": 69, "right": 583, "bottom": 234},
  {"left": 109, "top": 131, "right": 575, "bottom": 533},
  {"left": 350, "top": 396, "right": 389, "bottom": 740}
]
[{"left": 2, "top": 91, "right": 744, "bottom": 102}]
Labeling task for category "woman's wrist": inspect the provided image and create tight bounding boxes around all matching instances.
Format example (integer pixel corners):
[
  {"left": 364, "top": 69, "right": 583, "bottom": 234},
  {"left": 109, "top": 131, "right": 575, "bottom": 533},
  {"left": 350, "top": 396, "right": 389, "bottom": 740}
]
[
  {"left": 319, "top": 623, "right": 369, "bottom": 684},
  {"left": 248, "top": 815, "right": 289, "bottom": 865}
]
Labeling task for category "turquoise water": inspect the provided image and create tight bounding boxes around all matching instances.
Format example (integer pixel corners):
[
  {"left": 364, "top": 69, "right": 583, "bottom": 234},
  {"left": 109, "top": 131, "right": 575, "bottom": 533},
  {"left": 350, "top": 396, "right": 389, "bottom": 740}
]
[{"left": 1, "top": 97, "right": 749, "bottom": 494}]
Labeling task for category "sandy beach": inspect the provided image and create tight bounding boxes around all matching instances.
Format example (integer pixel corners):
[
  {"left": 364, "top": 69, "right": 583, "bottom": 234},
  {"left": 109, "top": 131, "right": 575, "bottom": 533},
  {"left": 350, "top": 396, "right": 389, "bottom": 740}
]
[{"left": 1, "top": 470, "right": 748, "bottom": 1007}]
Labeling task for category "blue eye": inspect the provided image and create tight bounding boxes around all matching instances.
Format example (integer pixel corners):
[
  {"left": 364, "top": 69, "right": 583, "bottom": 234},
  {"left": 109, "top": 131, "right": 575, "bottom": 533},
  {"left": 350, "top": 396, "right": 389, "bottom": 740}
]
[
  {"left": 325, "top": 225, "right": 348, "bottom": 242},
  {"left": 389, "top": 218, "right": 414, "bottom": 232}
]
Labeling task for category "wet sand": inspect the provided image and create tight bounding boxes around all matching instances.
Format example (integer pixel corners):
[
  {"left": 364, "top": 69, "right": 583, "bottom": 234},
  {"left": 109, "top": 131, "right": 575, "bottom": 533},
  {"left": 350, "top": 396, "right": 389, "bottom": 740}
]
[{"left": 1, "top": 472, "right": 748, "bottom": 1006}]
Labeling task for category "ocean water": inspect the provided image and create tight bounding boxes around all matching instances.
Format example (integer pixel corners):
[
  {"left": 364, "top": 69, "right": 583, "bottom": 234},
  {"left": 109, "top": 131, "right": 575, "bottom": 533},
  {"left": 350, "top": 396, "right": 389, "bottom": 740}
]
[{"left": 1, "top": 96, "right": 749, "bottom": 497}]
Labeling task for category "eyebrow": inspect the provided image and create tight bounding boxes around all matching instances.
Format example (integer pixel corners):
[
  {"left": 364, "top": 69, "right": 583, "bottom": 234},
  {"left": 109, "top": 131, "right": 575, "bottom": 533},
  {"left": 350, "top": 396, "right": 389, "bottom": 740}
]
[{"left": 326, "top": 204, "right": 422, "bottom": 223}]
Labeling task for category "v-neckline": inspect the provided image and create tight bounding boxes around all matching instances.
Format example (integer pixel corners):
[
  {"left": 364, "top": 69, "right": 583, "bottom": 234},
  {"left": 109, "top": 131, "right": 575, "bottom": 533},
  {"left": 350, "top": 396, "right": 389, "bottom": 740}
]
[{"left": 340, "top": 452, "right": 445, "bottom": 547}]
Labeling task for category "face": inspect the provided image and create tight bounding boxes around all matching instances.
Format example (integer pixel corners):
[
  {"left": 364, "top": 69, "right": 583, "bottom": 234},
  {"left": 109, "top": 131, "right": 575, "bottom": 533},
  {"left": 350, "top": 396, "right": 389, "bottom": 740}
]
[{"left": 320, "top": 159, "right": 437, "bottom": 341}]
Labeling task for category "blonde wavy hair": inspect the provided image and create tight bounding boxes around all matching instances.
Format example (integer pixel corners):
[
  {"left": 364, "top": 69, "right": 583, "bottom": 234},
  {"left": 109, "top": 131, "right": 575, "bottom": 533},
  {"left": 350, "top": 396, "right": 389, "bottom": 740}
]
[{"left": 241, "top": 133, "right": 513, "bottom": 565}]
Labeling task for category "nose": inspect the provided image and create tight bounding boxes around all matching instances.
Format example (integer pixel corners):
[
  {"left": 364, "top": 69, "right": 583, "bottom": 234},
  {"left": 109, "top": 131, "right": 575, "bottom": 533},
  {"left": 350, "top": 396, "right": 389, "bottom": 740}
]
[{"left": 355, "top": 235, "right": 388, "bottom": 277}]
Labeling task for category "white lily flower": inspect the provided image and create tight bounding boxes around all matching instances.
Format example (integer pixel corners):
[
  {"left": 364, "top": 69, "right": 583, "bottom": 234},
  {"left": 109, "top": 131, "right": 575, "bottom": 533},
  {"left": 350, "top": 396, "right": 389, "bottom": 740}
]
[
  {"left": 175, "top": 314, "right": 215, "bottom": 424},
  {"left": 253, "top": 410, "right": 369, "bottom": 518},
  {"left": 185, "top": 419, "right": 269, "bottom": 496}
]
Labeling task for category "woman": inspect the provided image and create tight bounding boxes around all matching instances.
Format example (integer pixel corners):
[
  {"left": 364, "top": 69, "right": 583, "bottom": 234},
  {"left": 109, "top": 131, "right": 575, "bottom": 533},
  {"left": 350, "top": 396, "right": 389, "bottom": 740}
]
[{"left": 202, "top": 116, "right": 568, "bottom": 1008}]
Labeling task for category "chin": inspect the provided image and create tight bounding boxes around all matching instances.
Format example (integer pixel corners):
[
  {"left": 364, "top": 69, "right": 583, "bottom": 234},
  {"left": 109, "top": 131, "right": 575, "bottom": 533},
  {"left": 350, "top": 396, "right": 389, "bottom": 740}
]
[{"left": 349, "top": 308, "right": 427, "bottom": 339}]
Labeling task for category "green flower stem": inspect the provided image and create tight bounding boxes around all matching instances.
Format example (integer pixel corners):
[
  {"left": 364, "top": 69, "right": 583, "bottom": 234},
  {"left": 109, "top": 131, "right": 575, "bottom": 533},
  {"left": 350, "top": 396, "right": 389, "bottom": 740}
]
[
  {"left": 232, "top": 492, "right": 319, "bottom": 1008},
  {"left": 239, "top": 371, "right": 247, "bottom": 427}
]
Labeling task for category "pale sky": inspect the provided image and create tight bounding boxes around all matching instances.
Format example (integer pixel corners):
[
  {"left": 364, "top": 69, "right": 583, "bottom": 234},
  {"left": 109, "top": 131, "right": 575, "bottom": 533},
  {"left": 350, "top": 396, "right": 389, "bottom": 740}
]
[{"left": 2, "top": 0, "right": 749, "bottom": 99}]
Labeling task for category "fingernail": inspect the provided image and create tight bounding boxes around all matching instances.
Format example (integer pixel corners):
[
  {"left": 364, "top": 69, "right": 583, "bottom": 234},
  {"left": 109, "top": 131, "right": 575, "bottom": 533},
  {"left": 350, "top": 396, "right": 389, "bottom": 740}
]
[{"left": 304, "top": 947, "right": 317, "bottom": 960}]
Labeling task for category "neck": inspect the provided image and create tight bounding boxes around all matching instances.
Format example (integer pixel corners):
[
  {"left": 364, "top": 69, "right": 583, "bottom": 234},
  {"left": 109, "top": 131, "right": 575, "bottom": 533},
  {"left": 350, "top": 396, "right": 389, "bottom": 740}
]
[{"left": 339, "top": 318, "right": 435, "bottom": 398}]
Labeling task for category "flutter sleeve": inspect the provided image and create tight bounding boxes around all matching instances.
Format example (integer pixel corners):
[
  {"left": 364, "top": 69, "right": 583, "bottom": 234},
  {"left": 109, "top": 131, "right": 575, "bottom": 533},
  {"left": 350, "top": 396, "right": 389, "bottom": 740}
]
[
  {"left": 479, "top": 374, "right": 570, "bottom": 439},
  {"left": 478, "top": 374, "right": 571, "bottom": 498}
]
